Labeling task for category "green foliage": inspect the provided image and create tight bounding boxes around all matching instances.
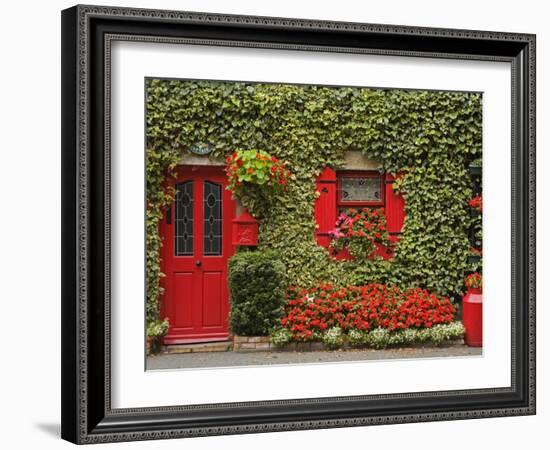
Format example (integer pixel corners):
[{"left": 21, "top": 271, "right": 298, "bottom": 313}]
[
  {"left": 270, "top": 327, "right": 294, "bottom": 347},
  {"left": 146, "top": 318, "right": 169, "bottom": 337},
  {"left": 308, "top": 322, "right": 464, "bottom": 350},
  {"left": 322, "top": 327, "right": 344, "bottom": 349},
  {"left": 145, "top": 79, "right": 482, "bottom": 325},
  {"left": 228, "top": 250, "right": 288, "bottom": 336},
  {"left": 367, "top": 327, "right": 392, "bottom": 349},
  {"left": 226, "top": 149, "right": 290, "bottom": 194}
]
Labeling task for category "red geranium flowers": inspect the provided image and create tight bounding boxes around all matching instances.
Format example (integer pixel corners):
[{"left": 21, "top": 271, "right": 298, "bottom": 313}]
[
  {"left": 469, "top": 194, "right": 482, "bottom": 212},
  {"left": 328, "top": 208, "right": 390, "bottom": 258},
  {"left": 281, "top": 283, "right": 457, "bottom": 341}
]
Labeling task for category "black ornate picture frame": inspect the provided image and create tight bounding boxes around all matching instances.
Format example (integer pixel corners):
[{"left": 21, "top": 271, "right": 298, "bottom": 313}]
[{"left": 61, "top": 4, "right": 536, "bottom": 444}]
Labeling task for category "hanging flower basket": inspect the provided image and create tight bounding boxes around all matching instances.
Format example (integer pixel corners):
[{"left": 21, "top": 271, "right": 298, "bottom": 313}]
[{"left": 225, "top": 149, "right": 291, "bottom": 198}]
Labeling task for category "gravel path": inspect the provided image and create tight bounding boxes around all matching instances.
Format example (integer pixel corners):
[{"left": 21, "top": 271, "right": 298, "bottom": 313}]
[{"left": 147, "top": 345, "right": 482, "bottom": 370}]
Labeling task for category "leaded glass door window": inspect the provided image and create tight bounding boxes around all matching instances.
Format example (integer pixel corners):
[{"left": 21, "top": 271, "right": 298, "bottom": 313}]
[
  {"left": 174, "top": 181, "right": 194, "bottom": 256},
  {"left": 203, "top": 181, "right": 222, "bottom": 256}
]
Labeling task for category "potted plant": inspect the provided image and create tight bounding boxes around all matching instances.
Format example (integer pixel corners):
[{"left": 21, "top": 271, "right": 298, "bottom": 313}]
[
  {"left": 146, "top": 318, "right": 169, "bottom": 355},
  {"left": 462, "top": 273, "right": 482, "bottom": 347}
]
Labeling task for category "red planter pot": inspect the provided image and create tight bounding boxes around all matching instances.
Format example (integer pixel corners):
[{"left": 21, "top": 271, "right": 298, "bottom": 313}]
[{"left": 462, "top": 287, "right": 482, "bottom": 347}]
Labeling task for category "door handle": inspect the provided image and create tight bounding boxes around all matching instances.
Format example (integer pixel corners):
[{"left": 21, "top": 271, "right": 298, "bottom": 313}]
[{"left": 195, "top": 260, "right": 202, "bottom": 267}]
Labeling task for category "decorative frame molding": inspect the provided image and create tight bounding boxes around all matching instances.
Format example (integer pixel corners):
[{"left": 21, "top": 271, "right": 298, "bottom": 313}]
[{"left": 61, "top": 4, "right": 536, "bottom": 444}]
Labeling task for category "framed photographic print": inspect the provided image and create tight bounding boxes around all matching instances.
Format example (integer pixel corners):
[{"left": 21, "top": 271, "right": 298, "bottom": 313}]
[{"left": 61, "top": 4, "right": 536, "bottom": 444}]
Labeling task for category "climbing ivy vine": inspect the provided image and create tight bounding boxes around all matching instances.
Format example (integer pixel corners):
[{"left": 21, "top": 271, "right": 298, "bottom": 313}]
[{"left": 145, "top": 79, "right": 482, "bottom": 326}]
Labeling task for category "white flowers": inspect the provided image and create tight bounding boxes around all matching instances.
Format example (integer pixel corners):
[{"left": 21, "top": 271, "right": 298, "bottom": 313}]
[{"left": 271, "top": 322, "right": 466, "bottom": 350}]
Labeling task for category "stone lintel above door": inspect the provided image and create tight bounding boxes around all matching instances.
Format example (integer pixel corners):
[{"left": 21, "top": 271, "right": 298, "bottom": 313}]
[
  {"left": 342, "top": 151, "right": 381, "bottom": 171},
  {"left": 179, "top": 154, "right": 225, "bottom": 167}
]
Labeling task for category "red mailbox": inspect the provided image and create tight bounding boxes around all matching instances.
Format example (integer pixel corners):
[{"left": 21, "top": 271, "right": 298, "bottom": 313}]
[{"left": 232, "top": 209, "right": 259, "bottom": 246}]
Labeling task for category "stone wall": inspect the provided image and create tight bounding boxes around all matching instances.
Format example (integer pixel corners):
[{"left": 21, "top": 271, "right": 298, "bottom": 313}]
[
  {"left": 233, "top": 335, "right": 272, "bottom": 351},
  {"left": 342, "top": 150, "right": 381, "bottom": 170}
]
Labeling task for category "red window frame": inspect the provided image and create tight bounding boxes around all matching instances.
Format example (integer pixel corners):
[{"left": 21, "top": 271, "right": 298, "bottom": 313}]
[{"left": 336, "top": 170, "right": 385, "bottom": 208}]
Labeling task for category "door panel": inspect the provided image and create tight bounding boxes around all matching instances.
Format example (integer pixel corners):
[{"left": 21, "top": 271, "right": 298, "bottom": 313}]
[
  {"left": 160, "top": 166, "right": 235, "bottom": 344},
  {"left": 202, "top": 272, "right": 223, "bottom": 327},
  {"left": 174, "top": 272, "right": 194, "bottom": 329}
]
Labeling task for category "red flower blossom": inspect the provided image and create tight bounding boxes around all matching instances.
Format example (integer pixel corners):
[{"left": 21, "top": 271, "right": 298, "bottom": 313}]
[
  {"left": 469, "top": 194, "right": 482, "bottom": 212},
  {"left": 465, "top": 272, "right": 482, "bottom": 289}
]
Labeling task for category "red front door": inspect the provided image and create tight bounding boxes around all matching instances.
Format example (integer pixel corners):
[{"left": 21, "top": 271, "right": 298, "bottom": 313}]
[{"left": 160, "top": 166, "right": 235, "bottom": 344}]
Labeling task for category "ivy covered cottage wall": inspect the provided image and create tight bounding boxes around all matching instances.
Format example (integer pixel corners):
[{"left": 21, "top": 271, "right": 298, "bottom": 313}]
[{"left": 145, "top": 79, "right": 482, "bottom": 333}]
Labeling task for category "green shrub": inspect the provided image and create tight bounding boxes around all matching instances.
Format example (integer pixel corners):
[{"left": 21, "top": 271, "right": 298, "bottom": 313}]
[
  {"left": 228, "top": 249, "right": 288, "bottom": 336},
  {"left": 347, "top": 329, "right": 368, "bottom": 347},
  {"left": 322, "top": 327, "right": 344, "bottom": 349},
  {"left": 368, "top": 328, "right": 391, "bottom": 349},
  {"left": 270, "top": 328, "right": 293, "bottom": 347},
  {"left": 429, "top": 322, "right": 465, "bottom": 344},
  {"left": 146, "top": 318, "right": 169, "bottom": 337},
  {"left": 401, "top": 328, "right": 418, "bottom": 345},
  {"left": 271, "top": 321, "right": 465, "bottom": 349}
]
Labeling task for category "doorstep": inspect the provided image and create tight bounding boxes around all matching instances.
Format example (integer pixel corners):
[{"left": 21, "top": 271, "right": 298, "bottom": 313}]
[{"left": 163, "top": 341, "right": 232, "bottom": 354}]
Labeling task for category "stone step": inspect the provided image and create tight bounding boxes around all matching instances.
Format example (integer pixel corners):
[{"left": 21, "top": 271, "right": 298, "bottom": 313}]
[{"left": 163, "top": 341, "right": 232, "bottom": 354}]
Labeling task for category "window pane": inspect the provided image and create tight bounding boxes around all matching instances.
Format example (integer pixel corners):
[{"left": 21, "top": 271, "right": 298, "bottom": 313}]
[
  {"left": 203, "top": 181, "right": 222, "bottom": 256},
  {"left": 340, "top": 176, "right": 381, "bottom": 202},
  {"left": 174, "top": 181, "right": 194, "bottom": 255}
]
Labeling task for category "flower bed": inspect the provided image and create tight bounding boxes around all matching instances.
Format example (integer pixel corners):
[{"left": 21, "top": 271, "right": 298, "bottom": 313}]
[{"left": 270, "top": 283, "right": 462, "bottom": 349}]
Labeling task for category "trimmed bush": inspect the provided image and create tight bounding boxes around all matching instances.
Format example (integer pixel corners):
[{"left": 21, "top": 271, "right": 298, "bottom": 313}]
[
  {"left": 228, "top": 250, "right": 288, "bottom": 336},
  {"left": 322, "top": 327, "right": 344, "bottom": 349},
  {"left": 270, "top": 328, "right": 293, "bottom": 347}
]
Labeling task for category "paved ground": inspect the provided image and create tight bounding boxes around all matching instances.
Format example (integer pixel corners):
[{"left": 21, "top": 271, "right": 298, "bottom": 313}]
[{"left": 147, "top": 345, "right": 482, "bottom": 370}]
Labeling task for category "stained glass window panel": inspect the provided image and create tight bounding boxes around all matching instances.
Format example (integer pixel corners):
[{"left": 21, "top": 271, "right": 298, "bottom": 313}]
[
  {"left": 203, "top": 181, "right": 222, "bottom": 256},
  {"left": 174, "top": 181, "right": 194, "bottom": 255}
]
